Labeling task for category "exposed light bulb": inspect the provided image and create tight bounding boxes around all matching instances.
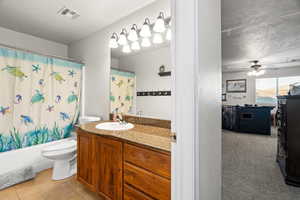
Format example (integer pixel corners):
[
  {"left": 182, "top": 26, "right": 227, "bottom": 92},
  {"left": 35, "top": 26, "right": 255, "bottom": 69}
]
[
  {"left": 166, "top": 28, "right": 171, "bottom": 41},
  {"left": 256, "top": 70, "right": 265, "bottom": 76},
  {"left": 109, "top": 33, "right": 118, "bottom": 48},
  {"left": 131, "top": 41, "right": 141, "bottom": 51},
  {"left": 118, "top": 29, "right": 128, "bottom": 45},
  {"left": 247, "top": 69, "right": 266, "bottom": 76},
  {"left": 141, "top": 38, "right": 151, "bottom": 47},
  {"left": 153, "top": 12, "right": 166, "bottom": 33},
  {"left": 128, "top": 24, "right": 139, "bottom": 42},
  {"left": 122, "top": 44, "right": 131, "bottom": 53},
  {"left": 247, "top": 71, "right": 254, "bottom": 76},
  {"left": 140, "top": 18, "right": 152, "bottom": 38},
  {"left": 153, "top": 33, "right": 163, "bottom": 44}
]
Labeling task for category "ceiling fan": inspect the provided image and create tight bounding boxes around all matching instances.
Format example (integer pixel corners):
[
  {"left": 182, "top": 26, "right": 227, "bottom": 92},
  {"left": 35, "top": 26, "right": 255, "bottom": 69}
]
[
  {"left": 224, "top": 57, "right": 300, "bottom": 74},
  {"left": 247, "top": 60, "right": 265, "bottom": 76}
]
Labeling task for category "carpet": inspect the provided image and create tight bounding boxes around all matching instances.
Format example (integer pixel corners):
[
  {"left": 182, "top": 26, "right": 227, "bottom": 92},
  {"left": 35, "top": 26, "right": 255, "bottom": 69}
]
[{"left": 222, "top": 129, "right": 300, "bottom": 200}]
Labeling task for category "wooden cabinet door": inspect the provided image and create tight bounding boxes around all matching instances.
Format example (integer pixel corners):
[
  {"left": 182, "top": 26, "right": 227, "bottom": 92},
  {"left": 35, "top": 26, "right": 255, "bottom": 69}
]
[
  {"left": 77, "top": 131, "right": 95, "bottom": 191},
  {"left": 95, "top": 136, "right": 123, "bottom": 200}
]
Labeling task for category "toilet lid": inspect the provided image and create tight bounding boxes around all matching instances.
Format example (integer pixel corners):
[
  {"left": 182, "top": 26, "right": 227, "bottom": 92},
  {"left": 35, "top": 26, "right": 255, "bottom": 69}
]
[{"left": 42, "top": 140, "right": 77, "bottom": 153}]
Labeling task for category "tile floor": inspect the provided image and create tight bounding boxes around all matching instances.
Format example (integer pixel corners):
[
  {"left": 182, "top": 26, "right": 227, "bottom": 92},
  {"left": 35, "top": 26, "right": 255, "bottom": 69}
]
[{"left": 0, "top": 169, "right": 103, "bottom": 200}]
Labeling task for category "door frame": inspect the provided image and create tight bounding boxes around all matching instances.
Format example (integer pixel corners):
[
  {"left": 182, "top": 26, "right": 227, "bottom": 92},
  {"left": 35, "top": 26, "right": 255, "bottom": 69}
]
[{"left": 171, "top": 0, "right": 222, "bottom": 199}]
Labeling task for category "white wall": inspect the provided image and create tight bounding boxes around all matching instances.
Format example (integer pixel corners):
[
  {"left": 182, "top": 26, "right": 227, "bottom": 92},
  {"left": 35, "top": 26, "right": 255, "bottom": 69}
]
[
  {"left": 118, "top": 46, "right": 171, "bottom": 120},
  {"left": 172, "top": 0, "right": 221, "bottom": 198},
  {"left": 222, "top": 66, "right": 300, "bottom": 105},
  {"left": 68, "top": 0, "right": 170, "bottom": 119},
  {"left": 111, "top": 57, "right": 120, "bottom": 69},
  {"left": 0, "top": 27, "right": 68, "bottom": 57}
]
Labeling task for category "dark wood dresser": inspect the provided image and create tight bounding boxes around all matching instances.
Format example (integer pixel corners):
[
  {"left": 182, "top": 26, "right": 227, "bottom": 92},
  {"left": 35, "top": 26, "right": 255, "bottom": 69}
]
[{"left": 277, "top": 95, "right": 300, "bottom": 186}]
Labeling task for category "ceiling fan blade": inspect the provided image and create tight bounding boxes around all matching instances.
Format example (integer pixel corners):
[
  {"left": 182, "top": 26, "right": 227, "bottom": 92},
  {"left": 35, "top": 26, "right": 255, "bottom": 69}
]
[{"left": 261, "top": 58, "right": 300, "bottom": 65}]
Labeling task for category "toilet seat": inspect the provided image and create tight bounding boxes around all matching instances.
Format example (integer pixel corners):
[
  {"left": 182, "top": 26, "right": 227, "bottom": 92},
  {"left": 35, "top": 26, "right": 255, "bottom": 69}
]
[{"left": 42, "top": 140, "right": 76, "bottom": 154}]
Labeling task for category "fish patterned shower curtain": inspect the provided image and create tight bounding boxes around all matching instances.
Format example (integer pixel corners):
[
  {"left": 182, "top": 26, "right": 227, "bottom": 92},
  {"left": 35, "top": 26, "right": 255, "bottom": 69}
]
[
  {"left": 110, "top": 69, "right": 135, "bottom": 114},
  {"left": 0, "top": 48, "right": 83, "bottom": 153}
]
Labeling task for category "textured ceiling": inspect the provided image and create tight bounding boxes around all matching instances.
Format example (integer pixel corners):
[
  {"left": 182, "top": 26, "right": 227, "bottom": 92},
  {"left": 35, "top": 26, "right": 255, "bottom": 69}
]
[
  {"left": 222, "top": 0, "right": 300, "bottom": 71},
  {"left": 0, "top": 0, "right": 156, "bottom": 44}
]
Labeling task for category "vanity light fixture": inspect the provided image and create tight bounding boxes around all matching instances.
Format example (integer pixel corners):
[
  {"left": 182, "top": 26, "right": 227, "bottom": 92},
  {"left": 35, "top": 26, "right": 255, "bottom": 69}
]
[
  {"left": 122, "top": 44, "right": 131, "bottom": 53},
  {"left": 153, "top": 12, "right": 166, "bottom": 33},
  {"left": 140, "top": 18, "right": 152, "bottom": 38},
  {"left": 109, "top": 32, "right": 119, "bottom": 48},
  {"left": 131, "top": 41, "right": 141, "bottom": 51},
  {"left": 111, "top": 12, "right": 171, "bottom": 52},
  {"left": 153, "top": 33, "right": 163, "bottom": 44},
  {"left": 128, "top": 24, "right": 139, "bottom": 42},
  {"left": 118, "top": 28, "right": 128, "bottom": 45},
  {"left": 141, "top": 38, "right": 151, "bottom": 47}
]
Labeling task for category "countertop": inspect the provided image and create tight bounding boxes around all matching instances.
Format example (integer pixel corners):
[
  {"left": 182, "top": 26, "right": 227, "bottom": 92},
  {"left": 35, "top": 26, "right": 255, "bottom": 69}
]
[{"left": 79, "top": 121, "right": 172, "bottom": 152}]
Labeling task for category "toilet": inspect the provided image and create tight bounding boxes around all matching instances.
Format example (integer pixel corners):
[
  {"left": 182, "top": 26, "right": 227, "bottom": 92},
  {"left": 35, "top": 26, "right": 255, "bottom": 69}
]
[
  {"left": 41, "top": 116, "right": 100, "bottom": 180},
  {"left": 41, "top": 140, "right": 77, "bottom": 180}
]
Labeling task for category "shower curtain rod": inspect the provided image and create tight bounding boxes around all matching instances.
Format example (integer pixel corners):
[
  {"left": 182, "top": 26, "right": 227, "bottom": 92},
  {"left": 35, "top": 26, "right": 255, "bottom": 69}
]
[
  {"left": 111, "top": 67, "right": 135, "bottom": 74},
  {"left": 0, "top": 43, "right": 85, "bottom": 65}
]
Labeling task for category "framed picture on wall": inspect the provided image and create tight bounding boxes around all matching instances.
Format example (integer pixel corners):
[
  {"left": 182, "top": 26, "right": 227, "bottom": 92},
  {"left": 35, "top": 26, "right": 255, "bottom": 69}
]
[
  {"left": 222, "top": 93, "right": 226, "bottom": 101},
  {"left": 226, "top": 79, "right": 247, "bottom": 93}
]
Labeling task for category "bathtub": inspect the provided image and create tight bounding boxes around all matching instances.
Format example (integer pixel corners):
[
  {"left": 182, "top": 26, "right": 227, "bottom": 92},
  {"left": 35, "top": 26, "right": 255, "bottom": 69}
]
[
  {"left": 0, "top": 116, "right": 100, "bottom": 189},
  {"left": 0, "top": 137, "right": 76, "bottom": 174},
  {"left": 0, "top": 116, "right": 101, "bottom": 175},
  {"left": 0, "top": 137, "right": 75, "bottom": 190}
]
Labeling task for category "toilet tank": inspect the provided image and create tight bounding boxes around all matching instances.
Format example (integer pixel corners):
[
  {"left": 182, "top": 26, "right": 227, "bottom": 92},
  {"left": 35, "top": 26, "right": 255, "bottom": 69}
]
[{"left": 79, "top": 116, "right": 101, "bottom": 124}]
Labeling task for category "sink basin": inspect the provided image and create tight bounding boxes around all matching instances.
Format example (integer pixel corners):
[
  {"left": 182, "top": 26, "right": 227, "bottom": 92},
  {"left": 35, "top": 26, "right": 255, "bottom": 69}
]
[{"left": 95, "top": 122, "right": 134, "bottom": 131}]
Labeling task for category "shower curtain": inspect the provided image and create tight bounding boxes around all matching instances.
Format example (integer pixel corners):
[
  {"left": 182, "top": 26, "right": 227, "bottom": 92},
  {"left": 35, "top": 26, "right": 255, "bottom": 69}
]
[
  {"left": 0, "top": 47, "right": 83, "bottom": 153},
  {"left": 110, "top": 69, "right": 135, "bottom": 114}
]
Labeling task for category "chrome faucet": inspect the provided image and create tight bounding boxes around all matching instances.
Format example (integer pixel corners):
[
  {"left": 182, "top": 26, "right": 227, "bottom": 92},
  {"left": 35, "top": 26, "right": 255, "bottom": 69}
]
[{"left": 116, "top": 113, "right": 126, "bottom": 124}]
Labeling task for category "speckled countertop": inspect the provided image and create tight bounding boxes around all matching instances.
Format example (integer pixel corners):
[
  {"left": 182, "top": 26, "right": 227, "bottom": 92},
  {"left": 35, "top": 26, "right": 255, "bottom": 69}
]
[{"left": 79, "top": 121, "right": 172, "bottom": 152}]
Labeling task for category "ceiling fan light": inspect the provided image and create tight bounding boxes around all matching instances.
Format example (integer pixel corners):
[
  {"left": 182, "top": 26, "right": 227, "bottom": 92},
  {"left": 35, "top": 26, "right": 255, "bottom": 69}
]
[
  {"left": 153, "top": 12, "right": 166, "bottom": 33},
  {"left": 153, "top": 33, "right": 163, "bottom": 44},
  {"left": 140, "top": 18, "right": 152, "bottom": 38},
  {"left": 256, "top": 69, "right": 265, "bottom": 76},
  {"left": 247, "top": 71, "right": 254, "bottom": 76},
  {"left": 118, "top": 29, "right": 128, "bottom": 45},
  {"left": 109, "top": 33, "right": 118, "bottom": 48},
  {"left": 141, "top": 38, "right": 151, "bottom": 47},
  {"left": 122, "top": 44, "right": 131, "bottom": 53},
  {"left": 131, "top": 41, "right": 141, "bottom": 51},
  {"left": 128, "top": 24, "right": 139, "bottom": 42}
]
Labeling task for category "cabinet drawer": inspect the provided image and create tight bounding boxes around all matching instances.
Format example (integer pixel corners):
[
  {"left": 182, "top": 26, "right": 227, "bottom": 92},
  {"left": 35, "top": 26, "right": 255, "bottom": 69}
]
[
  {"left": 124, "top": 143, "right": 171, "bottom": 179},
  {"left": 124, "top": 163, "right": 170, "bottom": 200},
  {"left": 124, "top": 184, "right": 154, "bottom": 200}
]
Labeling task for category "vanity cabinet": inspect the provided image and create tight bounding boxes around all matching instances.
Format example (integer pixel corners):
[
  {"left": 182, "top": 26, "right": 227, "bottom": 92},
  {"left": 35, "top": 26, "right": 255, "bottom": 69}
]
[
  {"left": 123, "top": 143, "right": 171, "bottom": 200},
  {"left": 77, "top": 131, "right": 96, "bottom": 191},
  {"left": 95, "top": 136, "right": 123, "bottom": 200},
  {"left": 77, "top": 128, "right": 171, "bottom": 200}
]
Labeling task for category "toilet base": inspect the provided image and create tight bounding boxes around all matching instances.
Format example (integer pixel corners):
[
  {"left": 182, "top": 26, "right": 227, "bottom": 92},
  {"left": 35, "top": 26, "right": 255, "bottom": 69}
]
[{"left": 52, "top": 159, "right": 77, "bottom": 180}]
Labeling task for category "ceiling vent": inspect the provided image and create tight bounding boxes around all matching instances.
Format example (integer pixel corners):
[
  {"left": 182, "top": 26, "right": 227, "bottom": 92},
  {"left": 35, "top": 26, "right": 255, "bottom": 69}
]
[{"left": 57, "top": 6, "right": 80, "bottom": 19}]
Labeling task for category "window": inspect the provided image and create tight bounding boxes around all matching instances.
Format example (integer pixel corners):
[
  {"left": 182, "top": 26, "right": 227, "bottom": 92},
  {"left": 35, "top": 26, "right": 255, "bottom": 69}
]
[
  {"left": 256, "top": 78, "right": 277, "bottom": 105},
  {"left": 256, "top": 76, "right": 300, "bottom": 105},
  {"left": 278, "top": 76, "right": 300, "bottom": 96}
]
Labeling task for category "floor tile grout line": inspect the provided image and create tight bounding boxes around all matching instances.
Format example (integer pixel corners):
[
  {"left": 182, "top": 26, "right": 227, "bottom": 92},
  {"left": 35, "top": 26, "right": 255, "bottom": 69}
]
[{"left": 14, "top": 186, "right": 22, "bottom": 200}]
